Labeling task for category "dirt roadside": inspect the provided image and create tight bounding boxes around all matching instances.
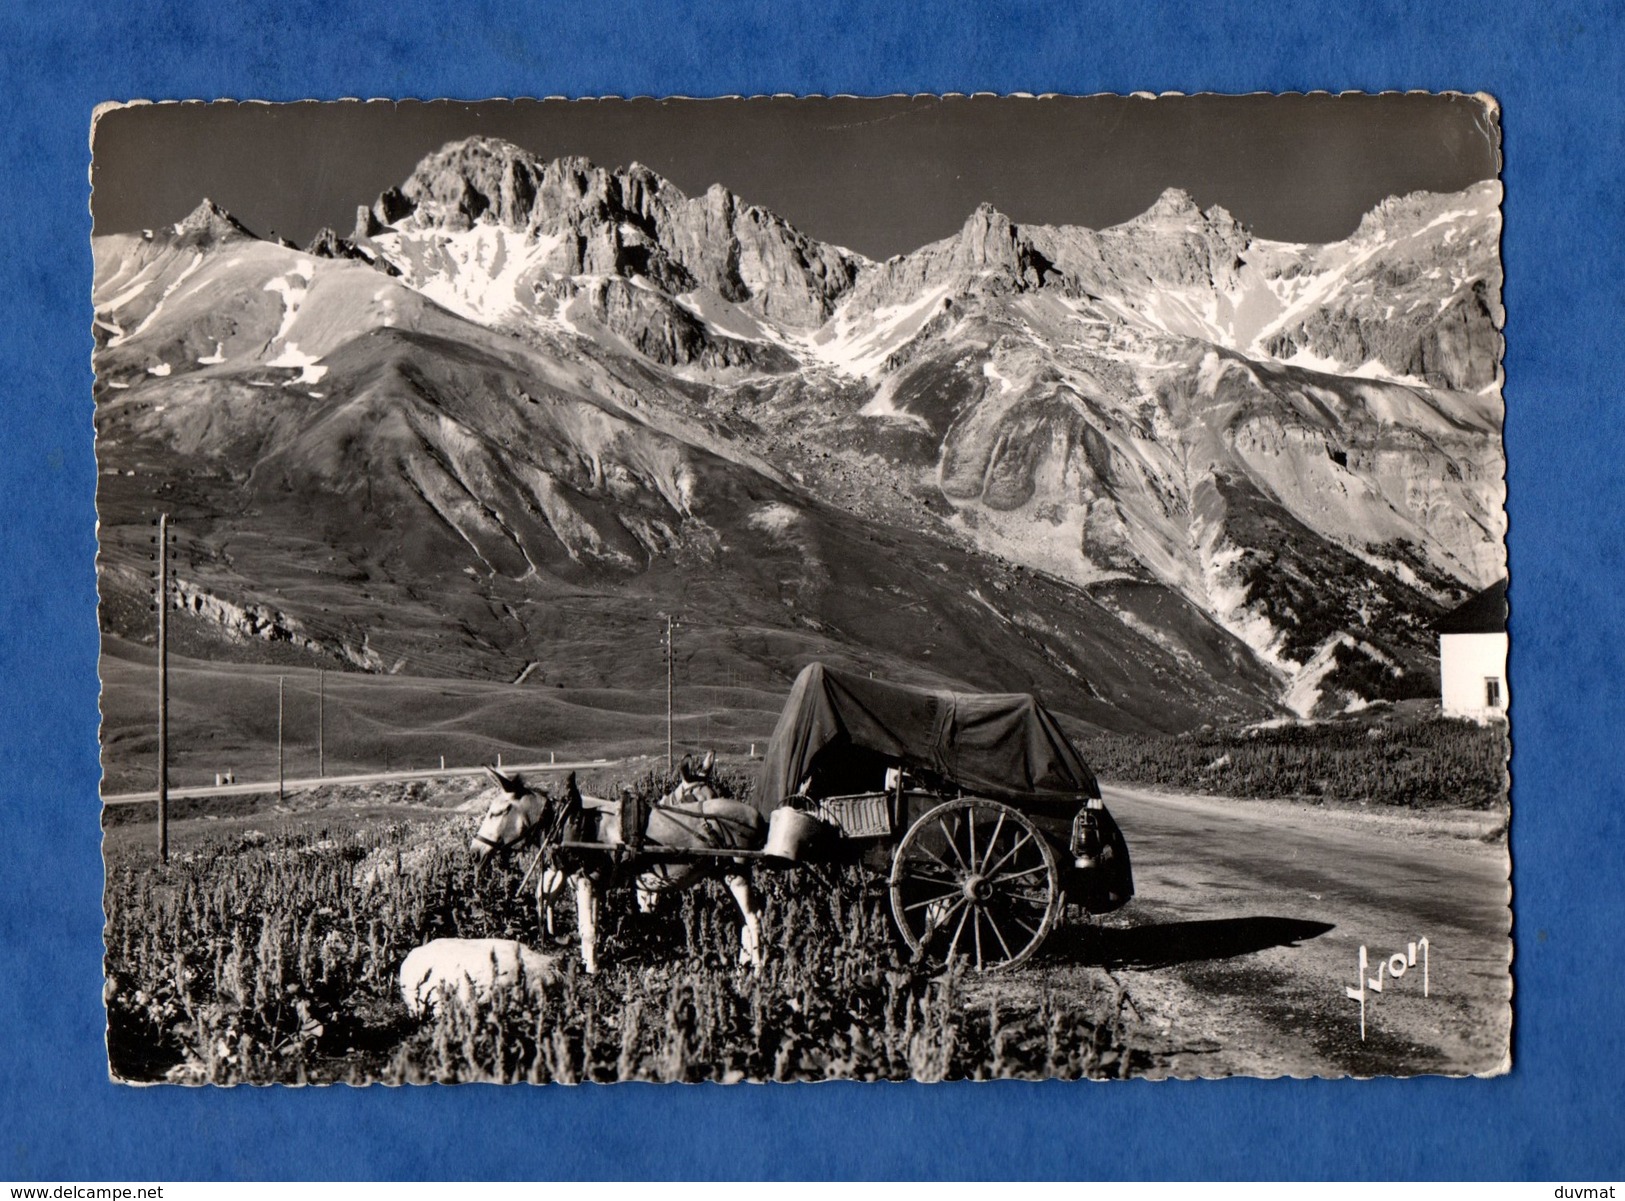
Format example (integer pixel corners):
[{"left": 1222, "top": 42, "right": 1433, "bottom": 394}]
[{"left": 969, "top": 783, "right": 1513, "bottom": 1078}]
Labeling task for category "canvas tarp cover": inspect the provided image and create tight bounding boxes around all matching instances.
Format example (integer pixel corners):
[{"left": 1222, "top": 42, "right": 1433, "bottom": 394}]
[{"left": 755, "top": 662, "right": 1100, "bottom": 813}]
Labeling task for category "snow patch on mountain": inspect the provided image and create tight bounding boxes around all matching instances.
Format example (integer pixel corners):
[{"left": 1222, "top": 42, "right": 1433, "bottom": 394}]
[
  {"left": 747, "top": 502, "right": 802, "bottom": 538},
  {"left": 857, "top": 374, "right": 934, "bottom": 430},
  {"left": 264, "top": 341, "right": 327, "bottom": 384},
  {"left": 1349, "top": 360, "right": 1432, "bottom": 390},
  {"left": 262, "top": 270, "right": 310, "bottom": 345},
  {"left": 982, "top": 359, "right": 1018, "bottom": 395},
  {"left": 95, "top": 257, "right": 162, "bottom": 309},
  {"left": 372, "top": 225, "right": 564, "bottom": 325},
  {"left": 673, "top": 290, "right": 782, "bottom": 346},
  {"left": 98, "top": 277, "right": 152, "bottom": 313},
  {"left": 810, "top": 285, "right": 954, "bottom": 378},
  {"left": 1278, "top": 345, "right": 1353, "bottom": 376}
]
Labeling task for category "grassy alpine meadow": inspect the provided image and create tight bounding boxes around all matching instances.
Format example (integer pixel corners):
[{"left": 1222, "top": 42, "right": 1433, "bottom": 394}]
[
  {"left": 1078, "top": 703, "right": 1509, "bottom": 811},
  {"left": 102, "top": 766, "right": 1149, "bottom": 1085}
]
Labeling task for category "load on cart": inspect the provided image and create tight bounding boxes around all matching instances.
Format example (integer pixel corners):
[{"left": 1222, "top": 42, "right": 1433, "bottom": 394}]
[{"left": 469, "top": 661, "right": 1133, "bottom": 972}]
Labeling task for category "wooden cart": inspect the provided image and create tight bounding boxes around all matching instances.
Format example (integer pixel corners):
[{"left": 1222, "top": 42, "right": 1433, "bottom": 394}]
[{"left": 519, "top": 662, "right": 1134, "bottom": 972}]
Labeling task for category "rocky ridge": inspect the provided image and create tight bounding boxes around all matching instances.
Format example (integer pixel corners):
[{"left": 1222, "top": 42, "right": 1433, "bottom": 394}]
[
  {"left": 374, "top": 137, "right": 861, "bottom": 329},
  {"left": 91, "top": 137, "right": 1505, "bottom": 722}
]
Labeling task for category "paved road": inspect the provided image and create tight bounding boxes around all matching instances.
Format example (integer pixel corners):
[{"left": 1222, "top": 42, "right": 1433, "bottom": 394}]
[
  {"left": 101, "top": 759, "right": 617, "bottom": 806},
  {"left": 986, "top": 784, "right": 1512, "bottom": 1078}
]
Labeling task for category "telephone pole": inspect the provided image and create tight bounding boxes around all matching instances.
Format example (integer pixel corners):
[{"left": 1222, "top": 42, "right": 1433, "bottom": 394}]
[
  {"left": 664, "top": 613, "right": 677, "bottom": 774},
  {"left": 277, "top": 675, "right": 285, "bottom": 802},
  {"left": 156, "top": 513, "right": 169, "bottom": 864},
  {"left": 317, "top": 667, "right": 325, "bottom": 778}
]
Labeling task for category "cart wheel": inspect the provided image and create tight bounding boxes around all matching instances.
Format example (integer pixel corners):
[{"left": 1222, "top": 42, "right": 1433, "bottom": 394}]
[{"left": 888, "top": 797, "right": 1061, "bottom": 971}]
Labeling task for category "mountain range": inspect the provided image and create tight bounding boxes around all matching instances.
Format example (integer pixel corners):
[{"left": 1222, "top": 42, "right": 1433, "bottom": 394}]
[{"left": 92, "top": 136, "right": 1504, "bottom": 740}]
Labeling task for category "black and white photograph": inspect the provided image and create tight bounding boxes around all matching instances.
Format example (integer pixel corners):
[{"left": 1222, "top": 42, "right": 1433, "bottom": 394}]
[{"left": 93, "top": 94, "right": 1509, "bottom": 1085}]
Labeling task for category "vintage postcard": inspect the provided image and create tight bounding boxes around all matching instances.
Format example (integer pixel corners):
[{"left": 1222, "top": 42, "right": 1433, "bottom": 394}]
[{"left": 94, "top": 95, "right": 1508, "bottom": 1084}]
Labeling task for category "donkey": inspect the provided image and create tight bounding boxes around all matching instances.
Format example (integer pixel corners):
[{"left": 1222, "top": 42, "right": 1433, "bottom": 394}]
[{"left": 468, "top": 754, "right": 764, "bottom": 974}]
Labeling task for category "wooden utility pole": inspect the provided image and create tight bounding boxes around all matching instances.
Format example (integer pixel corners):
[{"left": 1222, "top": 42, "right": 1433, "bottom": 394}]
[
  {"left": 317, "top": 668, "right": 325, "bottom": 778},
  {"left": 156, "top": 513, "right": 169, "bottom": 864},
  {"left": 664, "top": 614, "right": 676, "bottom": 774},
  {"left": 277, "top": 675, "right": 285, "bottom": 802}
]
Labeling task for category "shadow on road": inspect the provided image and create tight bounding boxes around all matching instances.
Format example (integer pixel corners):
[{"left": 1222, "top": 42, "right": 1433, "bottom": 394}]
[{"left": 1050, "top": 915, "right": 1335, "bottom": 969}]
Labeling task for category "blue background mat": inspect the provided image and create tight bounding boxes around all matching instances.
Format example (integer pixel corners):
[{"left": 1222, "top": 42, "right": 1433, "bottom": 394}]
[{"left": 3, "top": 0, "right": 1622, "bottom": 1180}]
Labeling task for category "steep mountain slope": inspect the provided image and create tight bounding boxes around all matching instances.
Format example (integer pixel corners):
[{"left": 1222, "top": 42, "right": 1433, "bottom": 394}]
[
  {"left": 94, "top": 139, "right": 1504, "bottom": 740},
  {"left": 93, "top": 216, "right": 1276, "bottom": 738}
]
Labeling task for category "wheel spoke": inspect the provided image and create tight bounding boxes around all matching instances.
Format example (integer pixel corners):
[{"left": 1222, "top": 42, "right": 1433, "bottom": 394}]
[
  {"left": 978, "top": 812, "right": 1007, "bottom": 873},
  {"left": 982, "top": 831, "right": 1035, "bottom": 879},
  {"left": 938, "top": 818, "right": 970, "bottom": 870},
  {"left": 1006, "top": 911, "right": 1041, "bottom": 939},
  {"left": 973, "top": 908, "right": 985, "bottom": 970},
  {"left": 991, "top": 863, "right": 1050, "bottom": 885},
  {"left": 897, "top": 858, "right": 955, "bottom": 890},
  {"left": 946, "top": 903, "right": 971, "bottom": 961},
  {"left": 902, "top": 888, "right": 963, "bottom": 913},
  {"left": 967, "top": 813, "right": 978, "bottom": 874},
  {"left": 914, "top": 840, "right": 960, "bottom": 876},
  {"left": 984, "top": 908, "right": 1017, "bottom": 961}
]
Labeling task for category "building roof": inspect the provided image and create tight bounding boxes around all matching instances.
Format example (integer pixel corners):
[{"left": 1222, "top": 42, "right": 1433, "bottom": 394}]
[{"left": 1435, "top": 578, "right": 1508, "bottom": 635}]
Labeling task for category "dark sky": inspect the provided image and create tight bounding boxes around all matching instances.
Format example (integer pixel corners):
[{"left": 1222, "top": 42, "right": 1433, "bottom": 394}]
[{"left": 91, "top": 94, "right": 1499, "bottom": 257}]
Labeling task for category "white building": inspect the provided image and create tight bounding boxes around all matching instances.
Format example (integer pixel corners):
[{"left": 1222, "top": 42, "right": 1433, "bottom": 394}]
[{"left": 1436, "top": 579, "right": 1508, "bottom": 721}]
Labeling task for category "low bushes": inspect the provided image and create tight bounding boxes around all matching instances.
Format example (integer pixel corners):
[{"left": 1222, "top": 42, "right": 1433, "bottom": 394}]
[{"left": 1081, "top": 715, "right": 1508, "bottom": 809}]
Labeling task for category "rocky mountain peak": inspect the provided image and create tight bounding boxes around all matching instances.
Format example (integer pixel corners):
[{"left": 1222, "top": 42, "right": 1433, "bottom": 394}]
[
  {"left": 624, "top": 161, "right": 661, "bottom": 184},
  {"left": 1119, "top": 187, "right": 1246, "bottom": 240},
  {"left": 946, "top": 203, "right": 1054, "bottom": 289},
  {"left": 1083, "top": 185, "right": 1251, "bottom": 292},
  {"left": 384, "top": 138, "right": 695, "bottom": 235},
  {"left": 395, "top": 136, "right": 552, "bottom": 230},
  {"left": 368, "top": 137, "right": 861, "bottom": 328},
  {"left": 956, "top": 202, "right": 1012, "bottom": 244},
  {"left": 381, "top": 138, "right": 680, "bottom": 237},
  {"left": 306, "top": 226, "right": 346, "bottom": 256},
  {"left": 703, "top": 182, "right": 736, "bottom": 214},
  {"left": 1350, "top": 190, "right": 1428, "bottom": 244},
  {"left": 1350, "top": 182, "right": 1499, "bottom": 246},
  {"left": 173, "top": 198, "right": 255, "bottom": 244},
  {"left": 1145, "top": 186, "right": 1203, "bottom": 218}
]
